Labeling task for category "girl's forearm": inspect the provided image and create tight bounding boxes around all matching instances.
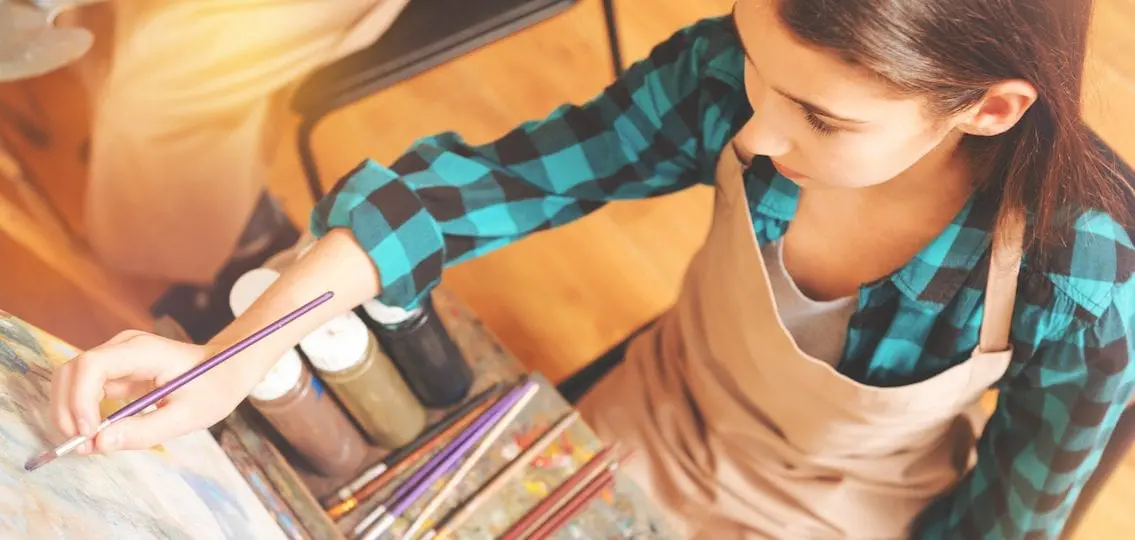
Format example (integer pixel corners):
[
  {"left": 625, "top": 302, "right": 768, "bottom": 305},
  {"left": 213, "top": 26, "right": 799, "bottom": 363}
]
[{"left": 204, "top": 228, "right": 381, "bottom": 381}]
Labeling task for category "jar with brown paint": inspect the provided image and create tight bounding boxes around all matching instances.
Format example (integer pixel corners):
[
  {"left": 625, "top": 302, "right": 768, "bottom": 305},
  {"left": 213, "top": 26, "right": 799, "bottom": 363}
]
[
  {"left": 247, "top": 349, "right": 369, "bottom": 477},
  {"left": 300, "top": 312, "right": 428, "bottom": 449}
]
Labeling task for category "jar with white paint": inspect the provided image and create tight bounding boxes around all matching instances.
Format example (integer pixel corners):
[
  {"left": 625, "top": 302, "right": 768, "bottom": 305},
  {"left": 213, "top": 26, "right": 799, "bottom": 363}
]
[
  {"left": 299, "top": 311, "right": 428, "bottom": 448},
  {"left": 229, "top": 268, "right": 368, "bottom": 477}
]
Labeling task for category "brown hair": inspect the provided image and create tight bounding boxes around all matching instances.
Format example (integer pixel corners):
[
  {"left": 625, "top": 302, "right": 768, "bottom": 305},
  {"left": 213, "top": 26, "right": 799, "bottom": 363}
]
[{"left": 777, "top": 0, "right": 1133, "bottom": 255}]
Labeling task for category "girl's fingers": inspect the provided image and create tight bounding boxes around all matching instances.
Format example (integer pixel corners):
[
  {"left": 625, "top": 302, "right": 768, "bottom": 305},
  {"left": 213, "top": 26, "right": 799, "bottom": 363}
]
[
  {"left": 101, "top": 379, "right": 156, "bottom": 402},
  {"left": 50, "top": 362, "right": 77, "bottom": 437},
  {"left": 101, "top": 329, "right": 147, "bottom": 347},
  {"left": 68, "top": 335, "right": 183, "bottom": 438},
  {"left": 94, "top": 400, "right": 198, "bottom": 453},
  {"left": 78, "top": 374, "right": 151, "bottom": 456},
  {"left": 45, "top": 330, "right": 216, "bottom": 456},
  {"left": 53, "top": 330, "right": 150, "bottom": 437}
]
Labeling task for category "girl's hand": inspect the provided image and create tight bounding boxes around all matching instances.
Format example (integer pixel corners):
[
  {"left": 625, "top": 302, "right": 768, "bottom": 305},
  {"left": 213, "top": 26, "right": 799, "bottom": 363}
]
[
  {"left": 49, "top": 229, "right": 385, "bottom": 454},
  {"left": 49, "top": 330, "right": 257, "bottom": 454}
]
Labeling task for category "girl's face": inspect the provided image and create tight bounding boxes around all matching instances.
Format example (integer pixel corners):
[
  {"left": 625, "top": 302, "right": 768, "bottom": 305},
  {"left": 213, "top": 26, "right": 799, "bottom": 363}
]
[{"left": 731, "top": 0, "right": 967, "bottom": 189}]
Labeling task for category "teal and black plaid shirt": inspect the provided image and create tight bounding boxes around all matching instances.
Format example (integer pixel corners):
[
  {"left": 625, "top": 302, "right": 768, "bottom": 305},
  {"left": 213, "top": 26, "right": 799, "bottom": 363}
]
[{"left": 312, "top": 16, "right": 1135, "bottom": 539}]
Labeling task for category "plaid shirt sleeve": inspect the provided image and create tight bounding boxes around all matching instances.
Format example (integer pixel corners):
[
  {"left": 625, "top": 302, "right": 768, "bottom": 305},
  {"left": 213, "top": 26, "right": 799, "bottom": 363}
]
[
  {"left": 913, "top": 258, "right": 1135, "bottom": 537},
  {"left": 310, "top": 19, "right": 736, "bottom": 309}
]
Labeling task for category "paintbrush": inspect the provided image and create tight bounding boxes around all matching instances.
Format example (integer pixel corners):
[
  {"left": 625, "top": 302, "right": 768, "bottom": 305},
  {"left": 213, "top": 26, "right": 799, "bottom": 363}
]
[
  {"left": 328, "top": 393, "right": 502, "bottom": 520},
  {"left": 527, "top": 462, "right": 618, "bottom": 540},
  {"left": 24, "top": 291, "right": 334, "bottom": 472},
  {"left": 324, "top": 380, "right": 507, "bottom": 519},
  {"left": 498, "top": 445, "right": 616, "bottom": 540},
  {"left": 400, "top": 382, "right": 540, "bottom": 539},
  {"left": 420, "top": 411, "right": 580, "bottom": 540},
  {"left": 354, "top": 381, "right": 537, "bottom": 539}
]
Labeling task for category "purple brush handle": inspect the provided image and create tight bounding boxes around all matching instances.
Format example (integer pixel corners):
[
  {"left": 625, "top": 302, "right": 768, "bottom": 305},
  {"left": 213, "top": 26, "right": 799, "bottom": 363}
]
[
  {"left": 106, "top": 291, "right": 334, "bottom": 423},
  {"left": 386, "top": 381, "right": 534, "bottom": 515},
  {"left": 384, "top": 382, "right": 527, "bottom": 504}
]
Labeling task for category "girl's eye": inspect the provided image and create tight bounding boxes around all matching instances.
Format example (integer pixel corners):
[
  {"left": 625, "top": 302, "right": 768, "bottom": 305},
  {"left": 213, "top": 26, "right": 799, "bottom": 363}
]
[{"left": 802, "top": 108, "right": 839, "bottom": 136}]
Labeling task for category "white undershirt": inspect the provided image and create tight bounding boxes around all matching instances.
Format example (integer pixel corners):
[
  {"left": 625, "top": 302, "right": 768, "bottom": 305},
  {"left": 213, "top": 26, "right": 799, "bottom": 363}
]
[{"left": 760, "top": 239, "right": 857, "bottom": 367}]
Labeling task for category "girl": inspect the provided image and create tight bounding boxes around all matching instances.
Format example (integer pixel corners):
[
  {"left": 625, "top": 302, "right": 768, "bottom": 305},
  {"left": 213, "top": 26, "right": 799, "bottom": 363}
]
[{"left": 50, "top": 0, "right": 1135, "bottom": 537}]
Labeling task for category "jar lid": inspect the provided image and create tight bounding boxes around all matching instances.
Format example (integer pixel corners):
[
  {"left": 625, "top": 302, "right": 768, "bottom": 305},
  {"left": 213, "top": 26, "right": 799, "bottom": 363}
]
[
  {"left": 299, "top": 312, "right": 371, "bottom": 373},
  {"left": 228, "top": 268, "right": 281, "bottom": 317},
  {"left": 250, "top": 348, "right": 304, "bottom": 401},
  {"left": 361, "top": 299, "right": 420, "bottom": 325}
]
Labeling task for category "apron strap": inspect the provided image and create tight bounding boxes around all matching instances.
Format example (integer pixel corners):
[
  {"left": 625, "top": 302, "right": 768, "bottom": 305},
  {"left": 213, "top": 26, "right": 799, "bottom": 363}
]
[{"left": 978, "top": 210, "right": 1027, "bottom": 353}]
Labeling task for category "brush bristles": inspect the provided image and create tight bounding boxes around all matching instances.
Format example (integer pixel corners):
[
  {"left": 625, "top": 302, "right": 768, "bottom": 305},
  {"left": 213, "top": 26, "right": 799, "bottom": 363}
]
[{"left": 24, "top": 451, "right": 55, "bottom": 472}]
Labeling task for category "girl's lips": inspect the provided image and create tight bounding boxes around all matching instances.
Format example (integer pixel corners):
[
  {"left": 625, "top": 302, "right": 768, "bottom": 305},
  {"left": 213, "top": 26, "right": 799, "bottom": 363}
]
[{"left": 770, "top": 159, "right": 807, "bottom": 180}]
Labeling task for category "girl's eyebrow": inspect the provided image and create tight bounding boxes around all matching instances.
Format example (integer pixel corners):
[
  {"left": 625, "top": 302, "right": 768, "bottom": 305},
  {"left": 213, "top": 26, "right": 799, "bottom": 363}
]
[{"left": 731, "top": 5, "right": 868, "bottom": 125}]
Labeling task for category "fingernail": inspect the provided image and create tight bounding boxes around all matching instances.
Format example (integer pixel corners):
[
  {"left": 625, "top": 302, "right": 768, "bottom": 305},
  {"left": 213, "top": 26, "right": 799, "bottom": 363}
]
[
  {"left": 77, "top": 420, "right": 91, "bottom": 436},
  {"left": 77, "top": 442, "right": 93, "bottom": 455}
]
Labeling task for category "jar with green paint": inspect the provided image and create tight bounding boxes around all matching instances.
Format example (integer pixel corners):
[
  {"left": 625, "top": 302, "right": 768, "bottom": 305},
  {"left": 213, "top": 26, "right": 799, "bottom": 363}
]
[{"left": 299, "top": 312, "right": 428, "bottom": 448}]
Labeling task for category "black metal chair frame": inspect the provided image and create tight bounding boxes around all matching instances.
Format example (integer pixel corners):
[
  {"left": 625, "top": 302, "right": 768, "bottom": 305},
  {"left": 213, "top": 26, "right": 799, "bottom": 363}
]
[{"left": 293, "top": 0, "right": 622, "bottom": 203}]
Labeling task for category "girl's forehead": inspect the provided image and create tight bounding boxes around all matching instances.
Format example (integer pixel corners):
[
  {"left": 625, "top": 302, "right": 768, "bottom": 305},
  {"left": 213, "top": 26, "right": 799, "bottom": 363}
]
[{"left": 734, "top": 0, "right": 927, "bottom": 123}]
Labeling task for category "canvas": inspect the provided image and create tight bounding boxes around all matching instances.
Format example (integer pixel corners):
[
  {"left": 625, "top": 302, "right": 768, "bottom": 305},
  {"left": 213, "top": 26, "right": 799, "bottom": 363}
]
[{"left": 0, "top": 310, "right": 286, "bottom": 540}]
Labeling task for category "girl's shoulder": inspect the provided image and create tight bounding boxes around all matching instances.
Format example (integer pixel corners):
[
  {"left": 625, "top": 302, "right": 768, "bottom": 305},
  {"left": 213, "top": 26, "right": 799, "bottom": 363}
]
[
  {"left": 1024, "top": 207, "right": 1134, "bottom": 330},
  {"left": 671, "top": 15, "right": 746, "bottom": 84}
]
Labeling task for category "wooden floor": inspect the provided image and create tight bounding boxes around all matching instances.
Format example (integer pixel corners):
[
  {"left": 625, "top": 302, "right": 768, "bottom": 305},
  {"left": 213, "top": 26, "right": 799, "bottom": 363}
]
[{"left": 2, "top": 0, "right": 1133, "bottom": 537}]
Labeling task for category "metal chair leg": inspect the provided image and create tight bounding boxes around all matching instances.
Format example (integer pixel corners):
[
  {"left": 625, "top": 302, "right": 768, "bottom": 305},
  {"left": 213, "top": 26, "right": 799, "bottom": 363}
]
[
  {"left": 601, "top": 0, "right": 622, "bottom": 77},
  {"left": 296, "top": 116, "right": 325, "bottom": 203}
]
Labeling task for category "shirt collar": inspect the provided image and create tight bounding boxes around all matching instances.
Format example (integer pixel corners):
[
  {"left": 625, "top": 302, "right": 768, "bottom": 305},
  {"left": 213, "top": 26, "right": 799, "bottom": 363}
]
[{"left": 745, "top": 162, "right": 999, "bottom": 309}]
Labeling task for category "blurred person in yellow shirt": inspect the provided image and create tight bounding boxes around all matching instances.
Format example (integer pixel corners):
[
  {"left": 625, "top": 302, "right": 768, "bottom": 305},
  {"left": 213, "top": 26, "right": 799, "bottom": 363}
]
[{"left": 31, "top": 0, "right": 410, "bottom": 342}]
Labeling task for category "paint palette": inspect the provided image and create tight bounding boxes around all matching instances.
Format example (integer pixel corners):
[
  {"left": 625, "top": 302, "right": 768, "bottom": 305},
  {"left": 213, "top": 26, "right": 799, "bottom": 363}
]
[
  {"left": 0, "top": 312, "right": 285, "bottom": 539},
  {"left": 0, "top": 0, "right": 95, "bottom": 83}
]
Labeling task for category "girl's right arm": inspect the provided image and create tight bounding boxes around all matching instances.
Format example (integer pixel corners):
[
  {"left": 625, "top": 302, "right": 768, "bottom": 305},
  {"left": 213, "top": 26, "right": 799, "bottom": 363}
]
[
  {"left": 50, "top": 16, "right": 744, "bottom": 453},
  {"left": 51, "top": 228, "right": 382, "bottom": 453},
  {"left": 310, "top": 16, "right": 744, "bottom": 311}
]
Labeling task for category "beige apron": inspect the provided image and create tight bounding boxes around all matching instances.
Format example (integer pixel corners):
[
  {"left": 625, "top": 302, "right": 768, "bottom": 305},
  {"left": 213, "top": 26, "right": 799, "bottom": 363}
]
[{"left": 577, "top": 147, "right": 1024, "bottom": 539}]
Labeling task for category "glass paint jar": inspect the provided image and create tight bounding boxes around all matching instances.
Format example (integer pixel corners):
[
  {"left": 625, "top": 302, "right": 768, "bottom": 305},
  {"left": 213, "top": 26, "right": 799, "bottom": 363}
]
[
  {"left": 247, "top": 349, "right": 369, "bottom": 477},
  {"left": 360, "top": 296, "right": 473, "bottom": 408},
  {"left": 299, "top": 312, "right": 428, "bottom": 448}
]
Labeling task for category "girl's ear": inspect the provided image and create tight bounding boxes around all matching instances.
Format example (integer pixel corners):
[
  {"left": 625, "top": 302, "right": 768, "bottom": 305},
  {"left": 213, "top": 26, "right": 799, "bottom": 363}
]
[{"left": 958, "top": 80, "right": 1039, "bottom": 137}]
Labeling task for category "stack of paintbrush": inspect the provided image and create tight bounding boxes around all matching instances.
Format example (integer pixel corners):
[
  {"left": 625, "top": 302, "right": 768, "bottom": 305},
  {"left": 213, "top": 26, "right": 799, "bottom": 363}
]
[{"left": 321, "top": 376, "right": 582, "bottom": 539}]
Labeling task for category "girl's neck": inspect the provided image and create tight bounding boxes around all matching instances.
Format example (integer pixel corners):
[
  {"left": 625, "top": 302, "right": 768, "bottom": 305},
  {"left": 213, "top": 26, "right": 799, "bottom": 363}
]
[{"left": 783, "top": 135, "right": 978, "bottom": 301}]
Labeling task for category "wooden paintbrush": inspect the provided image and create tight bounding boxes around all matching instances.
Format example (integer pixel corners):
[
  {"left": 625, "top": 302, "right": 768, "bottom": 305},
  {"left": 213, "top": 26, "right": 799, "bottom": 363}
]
[
  {"left": 526, "top": 463, "right": 618, "bottom": 540},
  {"left": 419, "top": 411, "right": 580, "bottom": 540},
  {"left": 324, "top": 381, "right": 508, "bottom": 519},
  {"left": 24, "top": 291, "right": 334, "bottom": 472},
  {"left": 499, "top": 445, "right": 617, "bottom": 540},
  {"left": 355, "top": 381, "right": 538, "bottom": 539},
  {"left": 400, "top": 382, "right": 540, "bottom": 539}
]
